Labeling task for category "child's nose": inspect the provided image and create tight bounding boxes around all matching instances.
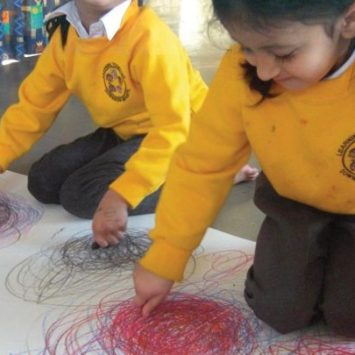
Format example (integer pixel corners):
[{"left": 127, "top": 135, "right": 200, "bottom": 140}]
[{"left": 255, "top": 54, "right": 280, "bottom": 81}]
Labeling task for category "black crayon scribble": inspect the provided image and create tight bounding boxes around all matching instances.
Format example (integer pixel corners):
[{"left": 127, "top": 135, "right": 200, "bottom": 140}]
[
  {"left": 5, "top": 229, "right": 151, "bottom": 306},
  {"left": 0, "top": 191, "right": 43, "bottom": 248}
]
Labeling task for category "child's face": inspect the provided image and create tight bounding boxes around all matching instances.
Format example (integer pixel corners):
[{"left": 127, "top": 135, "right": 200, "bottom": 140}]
[{"left": 228, "top": 21, "right": 351, "bottom": 91}]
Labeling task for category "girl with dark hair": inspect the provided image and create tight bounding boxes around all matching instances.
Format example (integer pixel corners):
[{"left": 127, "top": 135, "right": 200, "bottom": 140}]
[{"left": 133, "top": 0, "right": 355, "bottom": 337}]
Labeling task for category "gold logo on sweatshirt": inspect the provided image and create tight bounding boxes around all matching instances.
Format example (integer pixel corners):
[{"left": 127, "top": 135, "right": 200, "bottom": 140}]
[
  {"left": 337, "top": 134, "right": 355, "bottom": 181},
  {"left": 103, "top": 63, "right": 130, "bottom": 102}
]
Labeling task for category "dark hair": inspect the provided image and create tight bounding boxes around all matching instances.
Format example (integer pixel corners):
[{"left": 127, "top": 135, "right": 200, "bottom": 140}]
[
  {"left": 46, "top": 15, "right": 70, "bottom": 48},
  {"left": 212, "top": 0, "right": 354, "bottom": 100},
  {"left": 46, "top": 1, "right": 146, "bottom": 48}
]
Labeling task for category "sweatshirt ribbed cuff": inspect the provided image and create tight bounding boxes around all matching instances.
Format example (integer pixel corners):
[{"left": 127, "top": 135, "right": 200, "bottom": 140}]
[
  {"left": 109, "top": 171, "right": 158, "bottom": 208},
  {"left": 139, "top": 239, "right": 192, "bottom": 282}
]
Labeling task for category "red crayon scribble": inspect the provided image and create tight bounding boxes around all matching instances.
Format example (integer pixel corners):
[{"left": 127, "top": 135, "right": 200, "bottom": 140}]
[
  {"left": 42, "top": 292, "right": 259, "bottom": 354},
  {"left": 202, "top": 250, "right": 253, "bottom": 282},
  {"left": 111, "top": 293, "right": 257, "bottom": 354}
]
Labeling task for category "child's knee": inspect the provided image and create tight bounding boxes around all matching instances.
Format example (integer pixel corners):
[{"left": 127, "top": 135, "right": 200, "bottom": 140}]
[
  {"left": 245, "top": 292, "right": 314, "bottom": 334},
  {"left": 28, "top": 164, "right": 58, "bottom": 203},
  {"left": 323, "top": 299, "right": 355, "bottom": 338},
  {"left": 244, "top": 269, "right": 316, "bottom": 334},
  {"left": 59, "top": 177, "right": 99, "bottom": 219}
]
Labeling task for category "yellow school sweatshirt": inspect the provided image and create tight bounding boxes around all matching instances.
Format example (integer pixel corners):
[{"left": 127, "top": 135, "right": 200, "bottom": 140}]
[
  {"left": 140, "top": 45, "right": 355, "bottom": 282},
  {"left": 0, "top": 0, "right": 207, "bottom": 207}
]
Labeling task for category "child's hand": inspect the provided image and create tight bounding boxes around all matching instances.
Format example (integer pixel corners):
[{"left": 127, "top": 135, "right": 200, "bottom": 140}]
[
  {"left": 92, "top": 189, "right": 129, "bottom": 247},
  {"left": 133, "top": 264, "right": 174, "bottom": 317}
]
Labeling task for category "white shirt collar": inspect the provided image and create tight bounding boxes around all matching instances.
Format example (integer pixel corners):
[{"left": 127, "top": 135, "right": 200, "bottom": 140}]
[
  {"left": 326, "top": 48, "right": 355, "bottom": 80},
  {"left": 45, "top": 0, "right": 131, "bottom": 40}
]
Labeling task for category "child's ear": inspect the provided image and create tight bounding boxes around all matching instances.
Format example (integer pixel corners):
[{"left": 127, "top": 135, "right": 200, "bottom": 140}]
[{"left": 341, "top": 3, "right": 355, "bottom": 39}]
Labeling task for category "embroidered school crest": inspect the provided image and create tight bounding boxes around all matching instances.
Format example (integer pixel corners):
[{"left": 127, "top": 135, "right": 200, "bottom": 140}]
[
  {"left": 103, "top": 63, "right": 130, "bottom": 102},
  {"left": 337, "top": 134, "right": 355, "bottom": 181}
]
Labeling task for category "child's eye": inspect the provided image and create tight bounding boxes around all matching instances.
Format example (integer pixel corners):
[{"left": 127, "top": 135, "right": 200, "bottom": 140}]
[
  {"left": 241, "top": 46, "right": 253, "bottom": 55},
  {"left": 275, "top": 52, "right": 295, "bottom": 62}
]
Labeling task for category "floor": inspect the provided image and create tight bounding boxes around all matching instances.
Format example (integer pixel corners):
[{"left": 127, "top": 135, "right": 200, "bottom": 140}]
[{"left": 0, "top": 0, "right": 264, "bottom": 241}]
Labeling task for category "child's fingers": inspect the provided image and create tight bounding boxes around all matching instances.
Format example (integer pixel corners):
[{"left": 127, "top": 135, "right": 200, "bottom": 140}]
[
  {"left": 105, "top": 233, "right": 120, "bottom": 245},
  {"left": 93, "top": 239, "right": 109, "bottom": 248},
  {"left": 141, "top": 295, "right": 164, "bottom": 318},
  {"left": 132, "top": 289, "right": 161, "bottom": 316},
  {"left": 92, "top": 220, "right": 125, "bottom": 245},
  {"left": 133, "top": 293, "right": 146, "bottom": 307},
  {"left": 93, "top": 233, "right": 120, "bottom": 248}
]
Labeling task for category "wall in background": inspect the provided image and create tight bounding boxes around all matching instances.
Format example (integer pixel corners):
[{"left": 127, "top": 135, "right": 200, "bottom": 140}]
[{"left": 0, "top": 0, "right": 67, "bottom": 63}]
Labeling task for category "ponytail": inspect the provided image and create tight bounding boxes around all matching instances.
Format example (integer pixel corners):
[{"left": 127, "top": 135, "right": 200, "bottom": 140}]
[
  {"left": 241, "top": 62, "right": 274, "bottom": 102},
  {"left": 46, "top": 15, "right": 70, "bottom": 48}
]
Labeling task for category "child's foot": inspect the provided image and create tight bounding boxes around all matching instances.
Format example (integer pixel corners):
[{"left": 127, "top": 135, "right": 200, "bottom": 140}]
[{"left": 234, "top": 164, "right": 259, "bottom": 184}]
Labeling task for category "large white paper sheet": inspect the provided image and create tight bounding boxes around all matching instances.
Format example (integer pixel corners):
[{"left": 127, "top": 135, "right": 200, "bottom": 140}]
[{"left": 0, "top": 171, "right": 354, "bottom": 354}]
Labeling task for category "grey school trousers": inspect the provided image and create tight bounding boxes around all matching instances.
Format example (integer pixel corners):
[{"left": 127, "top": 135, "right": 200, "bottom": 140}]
[
  {"left": 27, "top": 128, "right": 161, "bottom": 219},
  {"left": 245, "top": 173, "right": 355, "bottom": 337}
]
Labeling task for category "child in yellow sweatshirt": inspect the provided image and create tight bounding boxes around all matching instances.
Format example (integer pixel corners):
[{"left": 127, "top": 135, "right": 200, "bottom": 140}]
[
  {"left": 133, "top": 0, "right": 355, "bottom": 337},
  {"left": 0, "top": 0, "right": 208, "bottom": 244}
]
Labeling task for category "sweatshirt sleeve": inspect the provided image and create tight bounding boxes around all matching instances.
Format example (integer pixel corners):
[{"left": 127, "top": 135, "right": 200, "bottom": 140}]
[
  {"left": 140, "top": 47, "right": 252, "bottom": 281},
  {"left": 109, "top": 25, "right": 207, "bottom": 208},
  {"left": 0, "top": 29, "right": 70, "bottom": 170}
]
